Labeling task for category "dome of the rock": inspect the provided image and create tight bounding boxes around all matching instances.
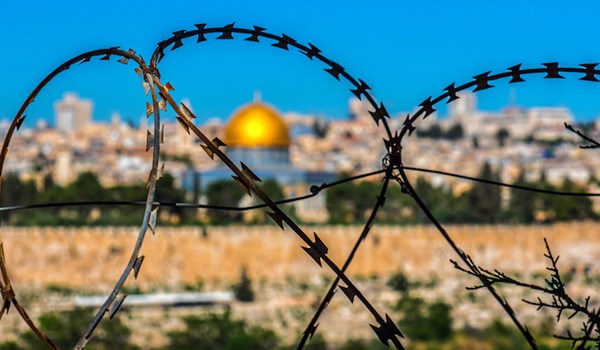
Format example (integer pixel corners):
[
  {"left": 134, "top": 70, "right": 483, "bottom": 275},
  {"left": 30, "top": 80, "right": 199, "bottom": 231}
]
[{"left": 224, "top": 102, "right": 291, "bottom": 148}]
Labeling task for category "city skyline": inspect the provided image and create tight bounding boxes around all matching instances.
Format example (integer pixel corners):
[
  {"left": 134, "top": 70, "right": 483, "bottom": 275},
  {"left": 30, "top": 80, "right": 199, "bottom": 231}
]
[
  {"left": 2, "top": 1, "right": 600, "bottom": 127},
  {"left": 4, "top": 88, "right": 592, "bottom": 131}
]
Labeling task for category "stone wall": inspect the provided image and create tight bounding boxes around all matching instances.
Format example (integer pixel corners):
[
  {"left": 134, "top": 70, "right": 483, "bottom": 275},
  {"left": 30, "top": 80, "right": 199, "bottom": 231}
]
[{"left": 2, "top": 223, "right": 598, "bottom": 291}]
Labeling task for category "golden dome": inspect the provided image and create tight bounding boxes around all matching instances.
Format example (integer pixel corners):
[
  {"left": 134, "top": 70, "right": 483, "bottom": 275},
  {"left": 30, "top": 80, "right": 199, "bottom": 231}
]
[{"left": 224, "top": 102, "right": 291, "bottom": 148}]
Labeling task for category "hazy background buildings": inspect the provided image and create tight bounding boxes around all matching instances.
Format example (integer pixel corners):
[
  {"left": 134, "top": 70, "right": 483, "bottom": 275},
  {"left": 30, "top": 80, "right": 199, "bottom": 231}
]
[{"left": 2, "top": 90, "right": 599, "bottom": 219}]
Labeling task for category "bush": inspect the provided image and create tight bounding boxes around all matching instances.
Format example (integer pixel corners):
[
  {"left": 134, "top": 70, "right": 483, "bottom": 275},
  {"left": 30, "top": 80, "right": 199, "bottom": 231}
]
[
  {"left": 232, "top": 266, "right": 255, "bottom": 302},
  {"left": 395, "top": 296, "right": 453, "bottom": 342},
  {"left": 8, "top": 308, "right": 138, "bottom": 350},
  {"left": 386, "top": 271, "right": 410, "bottom": 293},
  {"left": 165, "top": 310, "right": 279, "bottom": 350}
]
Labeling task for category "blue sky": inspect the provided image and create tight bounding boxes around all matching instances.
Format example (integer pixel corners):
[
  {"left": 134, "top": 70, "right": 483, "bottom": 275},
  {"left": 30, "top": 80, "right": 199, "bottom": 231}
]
[{"left": 2, "top": 1, "right": 600, "bottom": 127}]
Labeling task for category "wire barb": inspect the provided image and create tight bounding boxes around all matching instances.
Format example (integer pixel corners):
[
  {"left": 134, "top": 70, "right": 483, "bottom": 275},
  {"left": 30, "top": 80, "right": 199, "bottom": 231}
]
[{"left": 4, "top": 22, "right": 600, "bottom": 350}]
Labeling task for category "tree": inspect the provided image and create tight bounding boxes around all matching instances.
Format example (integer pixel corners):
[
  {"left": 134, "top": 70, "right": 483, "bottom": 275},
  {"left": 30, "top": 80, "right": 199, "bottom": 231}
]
[
  {"left": 312, "top": 118, "right": 329, "bottom": 138},
  {"left": 416, "top": 124, "right": 442, "bottom": 139},
  {"left": 472, "top": 136, "right": 480, "bottom": 149},
  {"left": 0, "top": 342, "right": 20, "bottom": 350},
  {"left": 496, "top": 128, "right": 510, "bottom": 147},
  {"left": 15, "top": 308, "right": 138, "bottom": 350},
  {"left": 427, "top": 301, "right": 453, "bottom": 340},
  {"left": 0, "top": 173, "right": 38, "bottom": 225},
  {"left": 451, "top": 125, "right": 600, "bottom": 348},
  {"left": 165, "top": 310, "right": 279, "bottom": 350},
  {"left": 232, "top": 266, "right": 255, "bottom": 302},
  {"left": 326, "top": 180, "right": 355, "bottom": 223},
  {"left": 302, "top": 334, "right": 328, "bottom": 350},
  {"left": 326, "top": 179, "right": 378, "bottom": 224},
  {"left": 69, "top": 171, "right": 105, "bottom": 200},
  {"left": 412, "top": 177, "right": 461, "bottom": 223},
  {"left": 42, "top": 173, "right": 55, "bottom": 192},
  {"left": 394, "top": 296, "right": 453, "bottom": 342},
  {"left": 533, "top": 171, "right": 557, "bottom": 223},
  {"left": 504, "top": 171, "right": 535, "bottom": 223},
  {"left": 461, "top": 162, "right": 502, "bottom": 223},
  {"left": 154, "top": 172, "right": 189, "bottom": 223},
  {"left": 205, "top": 179, "right": 245, "bottom": 224},
  {"left": 63, "top": 171, "right": 106, "bottom": 219},
  {"left": 256, "top": 179, "right": 286, "bottom": 223},
  {"left": 416, "top": 124, "right": 463, "bottom": 140},
  {"left": 378, "top": 183, "right": 415, "bottom": 223},
  {"left": 261, "top": 178, "right": 284, "bottom": 201},
  {"left": 104, "top": 182, "right": 146, "bottom": 225},
  {"left": 386, "top": 271, "right": 410, "bottom": 294},
  {"left": 338, "top": 339, "right": 387, "bottom": 350},
  {"left": 446, "top": 123, "right": 464, "bottom": 140},
  {"left": 480, "top": 320, "right": 533, "bottom": 350},
  {"left": 504, "top": 173, "right": 595, "bottom": 223},
  {"left": 552, "top": 178, "right": 594, "bottom": 221}
]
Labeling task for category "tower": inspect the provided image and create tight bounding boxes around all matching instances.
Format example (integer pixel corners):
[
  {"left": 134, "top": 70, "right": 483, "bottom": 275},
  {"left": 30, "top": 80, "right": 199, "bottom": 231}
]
[
  {"left": 449, "top": 92, "right": 477, "bottom": 118},
  {"left": 54, "top": 92, "right": 93, "bottom": 132}
]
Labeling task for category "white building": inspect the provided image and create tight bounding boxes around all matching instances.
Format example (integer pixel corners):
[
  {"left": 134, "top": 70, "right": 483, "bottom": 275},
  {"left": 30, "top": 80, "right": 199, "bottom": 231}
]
[
  {"left": 54, "top": 92, "right": 93, "bottom": 132},
  {"left": 447, "top": 92, "right": 575, "bottom": 140}
]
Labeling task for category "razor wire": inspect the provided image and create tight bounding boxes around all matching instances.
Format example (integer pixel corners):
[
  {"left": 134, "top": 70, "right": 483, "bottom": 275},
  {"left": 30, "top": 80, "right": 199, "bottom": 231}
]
[
  {"left": 394, "top": 62, "right": 600, "bottom": 350},
  {"left": 0, "top": 48, "right": 162, "bottom": 350},
  {"left": 0, "top": 22, "right": 598, "bottom": 349}
]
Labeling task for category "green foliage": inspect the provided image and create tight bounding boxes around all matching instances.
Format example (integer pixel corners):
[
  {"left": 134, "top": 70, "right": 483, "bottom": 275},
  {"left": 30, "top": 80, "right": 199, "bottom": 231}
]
[
  {"left": 184, "top": 279, "right": 205, "bottom": 292},
  {"left": 479, "top": 320, "right": 533, "bottom": 350},
  {"left": 260, "top": 178, "right": 284, "bottom": 201},
  {"left": 154, "top": 172, "right": 190, "bottom": 223},
  {"left": 411, "top": 177, "right": 459, "bottom": 223},
  {"left": 445, "top": 123, "right": 464, "bottom": 140},
  {"left": 326, "top": 179, "right": 379, "bottom": 224},
  {"left": 386, "top": 271, "right": 410, "bottom": 293},
  {"left": 338, "top": 338, "right": 388, "bottom": 350},
  {"left": 0, "top": 173, "right": 39, "bottom": 224},
  {"left": 395, "top": 296, "right": 453, "bottom": 342},
  {"left": 377, "top": 181, "right": 416, "bottom": 223},
  {"left": 552, "top": 178, "right": 594, "bottom": 221},
  {"left": 160, "top": 153, "right": 193, "bottom": 166},
  {"left": 0, "top": 171, "right": 195, "bottom": 226},
  {"left": 325, "top": 162, "right": 573, "bottom": 225},
  {"left": 2, "top": 160, "right": 596, "bottom": 226},
  {"left": 101, "top": 182, "right": 146, "bottom": 225},
  {"left": 45, "top": 284, "right": 81, "bottom": 296},
  {"left": 416, "top": 123, "right": 463, "bottom": 140},
  {"left": 427, "top": 302, "right": 453, "bottom": 340},
  {"left": 392, "top": 164, "right": 594, "bottom": 225},
  {"left": 416, "top": 124, "right": 442, "bottom": 138},
  {"left": 301, "top": 333, "right": 328, "bottom": 350},
  {"left": 232, "top": 266, "right": 255, "bottom": 302},
  {"left": 254, "top": 179, "right": 290, "bottom": 224},
  {"left": 0, "top": 342, "right": 20, "bottom": 350},
  {"left": 504, "top": 172, "right": 595, "bottom": 223},
  {"left": 164, "top": 310, "right": 279, "bottom": 350},
  {"left": 460, "top": 162, "right": 502, "bottom": 223},
  {"left": 504, "top": 171, "right": 536, "bottom": 223},
  {"left": 9, "top": 308, "right": 138, "bottom": 350},
  {"left": 120, "top": 284, "right": 143, "bottom": 295},
  {"left": 205, "top": 179, "right": 245, "bottom": 224}
]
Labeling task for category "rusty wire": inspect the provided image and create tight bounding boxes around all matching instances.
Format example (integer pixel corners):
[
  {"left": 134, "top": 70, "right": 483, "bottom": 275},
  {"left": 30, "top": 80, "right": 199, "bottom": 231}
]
[
  {"left": 396, "top": 62, "right": 600, "bottom": 350},
  {"left": 0, "top": 22, "right": 598, "bottom": 349},
  {"left": 0, "top": 48, "right": 162, "bottom": 349}
]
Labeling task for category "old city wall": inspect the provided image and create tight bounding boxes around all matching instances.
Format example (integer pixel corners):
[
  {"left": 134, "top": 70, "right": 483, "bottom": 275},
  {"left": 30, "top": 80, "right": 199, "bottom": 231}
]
[{"left": 1, "top": 223, "right": 598, "bottom": 291}]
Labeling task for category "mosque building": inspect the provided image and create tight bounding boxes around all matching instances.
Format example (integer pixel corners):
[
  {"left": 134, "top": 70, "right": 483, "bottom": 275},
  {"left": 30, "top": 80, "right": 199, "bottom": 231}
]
[{"left": 184, "top": 95, "right": 336, "bottom": 222}]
